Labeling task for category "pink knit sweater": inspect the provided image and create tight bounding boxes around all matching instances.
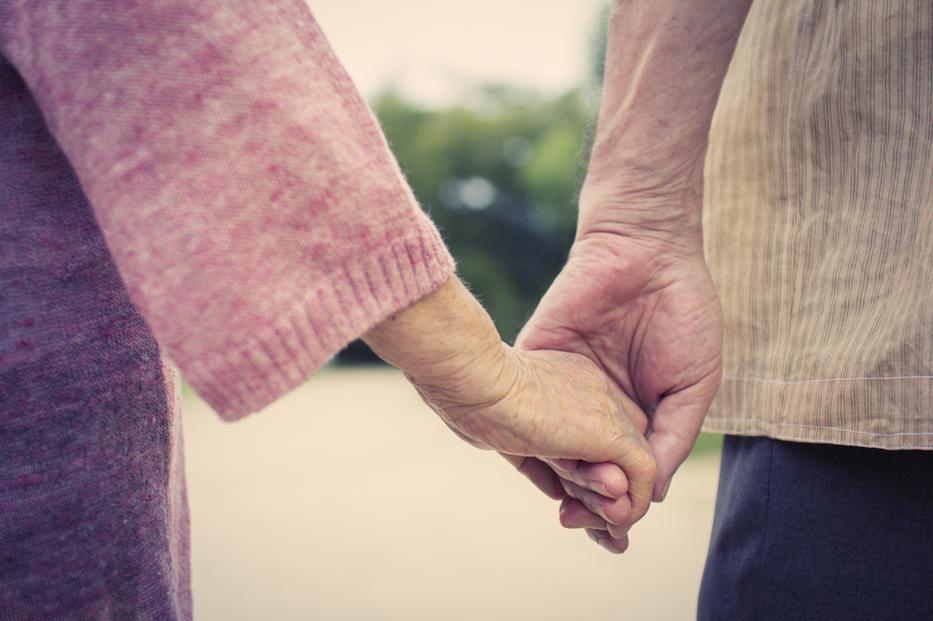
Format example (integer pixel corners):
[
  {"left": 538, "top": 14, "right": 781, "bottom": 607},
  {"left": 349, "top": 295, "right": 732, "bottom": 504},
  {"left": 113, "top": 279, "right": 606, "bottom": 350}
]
[{"left": 0, "top": 1, "right": 454, "bottom": 618}]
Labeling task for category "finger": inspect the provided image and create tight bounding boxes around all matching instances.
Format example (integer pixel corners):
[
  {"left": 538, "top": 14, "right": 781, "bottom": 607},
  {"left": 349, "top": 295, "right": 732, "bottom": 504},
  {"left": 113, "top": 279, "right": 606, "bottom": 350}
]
[
  {"left": 586, "top": 528, "right": 629, "bottom": 554},
  {"left": 575, "top": 461, "right": 628, "bottom": 497},
  {"left": 544, "top": 459, "right": 629, "bottom": 498},
  {"left": 606, "top": 520, "right": 630, "bottom": 540},
  {"left": 558, "top": 497, "right": 608, "bottom": 530},
  {"left": 559, "top": 478, "right": 633, "bottom": 527},
  {"left": 501, "top": 453, "right": 565, "bottom": 500},
  {"left": 550, "top": 458, "right": 579, "bottom": 472},
  {"left": 542, "top": 457, "right": 578, "bottom": 479},
  {"left": 647, "top": 375, "right": 719, "bottom": 502}
]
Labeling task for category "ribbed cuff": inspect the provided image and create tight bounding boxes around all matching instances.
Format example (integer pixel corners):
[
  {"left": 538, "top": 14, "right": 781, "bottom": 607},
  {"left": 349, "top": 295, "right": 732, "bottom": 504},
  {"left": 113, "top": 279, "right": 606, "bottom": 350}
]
[{"left": 185, "top": 217, "right": 455, "bottom": 421}]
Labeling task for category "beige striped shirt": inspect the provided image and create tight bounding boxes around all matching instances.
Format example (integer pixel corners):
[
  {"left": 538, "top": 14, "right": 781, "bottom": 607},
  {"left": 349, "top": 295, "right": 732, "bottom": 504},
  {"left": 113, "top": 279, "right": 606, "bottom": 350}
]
[{"left": 702, "top": 0, "right": 933, "bottom": 449}]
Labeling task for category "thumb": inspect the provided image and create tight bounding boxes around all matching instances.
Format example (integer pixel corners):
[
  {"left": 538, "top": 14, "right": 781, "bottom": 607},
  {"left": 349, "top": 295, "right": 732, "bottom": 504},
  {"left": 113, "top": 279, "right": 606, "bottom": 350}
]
[{"left": 646, "top": 381, "right": 717, "bottom": 502}]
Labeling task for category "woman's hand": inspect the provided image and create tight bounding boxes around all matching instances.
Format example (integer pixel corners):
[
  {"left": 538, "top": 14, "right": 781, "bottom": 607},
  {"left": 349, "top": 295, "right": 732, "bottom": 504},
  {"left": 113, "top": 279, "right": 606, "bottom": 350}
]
[{"left": 363, "top": 277, "right": 657, "bottom": 552}]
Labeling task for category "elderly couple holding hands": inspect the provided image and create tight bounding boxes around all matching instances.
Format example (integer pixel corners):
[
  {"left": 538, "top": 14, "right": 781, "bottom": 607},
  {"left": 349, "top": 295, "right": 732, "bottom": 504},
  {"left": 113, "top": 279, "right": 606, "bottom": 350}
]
[{"left": 2, "top": 0, "right": 931, "bottom": 619}]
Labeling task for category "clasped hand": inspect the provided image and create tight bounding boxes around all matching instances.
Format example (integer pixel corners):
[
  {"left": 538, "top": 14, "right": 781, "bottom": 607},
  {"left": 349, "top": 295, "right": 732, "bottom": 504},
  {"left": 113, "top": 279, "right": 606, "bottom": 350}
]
[
  {"left": 364, "top": 277, "right": 664, "bottom": 554},
  {"left": 365, "top": 201, "right": 723, "bottom": 553}
]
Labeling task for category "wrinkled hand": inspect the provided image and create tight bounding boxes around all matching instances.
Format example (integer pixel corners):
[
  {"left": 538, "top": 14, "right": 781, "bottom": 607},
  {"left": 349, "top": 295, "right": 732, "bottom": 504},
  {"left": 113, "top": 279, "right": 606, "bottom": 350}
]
[
  {"left": 516, "top": 229, "right": 723, "bottom": 547},
  {"left": 363, "top": 277, "right": 657, "bottom": 553},
  {"left": 408, "top": 344, "right": 658, "bottom": 553}
]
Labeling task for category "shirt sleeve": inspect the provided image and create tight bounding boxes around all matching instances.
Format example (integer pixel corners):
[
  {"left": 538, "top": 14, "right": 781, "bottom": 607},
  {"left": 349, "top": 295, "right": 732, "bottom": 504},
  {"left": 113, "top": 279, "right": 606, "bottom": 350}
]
[{"left": 0, "top": 0, "right": 455, "bottom": 420}]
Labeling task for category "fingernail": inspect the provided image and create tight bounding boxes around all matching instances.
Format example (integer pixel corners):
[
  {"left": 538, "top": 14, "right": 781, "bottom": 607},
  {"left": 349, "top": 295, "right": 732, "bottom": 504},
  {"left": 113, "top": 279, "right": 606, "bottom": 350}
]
[{"left": 659, "top": 479, "right": 672, "bottom": 502}]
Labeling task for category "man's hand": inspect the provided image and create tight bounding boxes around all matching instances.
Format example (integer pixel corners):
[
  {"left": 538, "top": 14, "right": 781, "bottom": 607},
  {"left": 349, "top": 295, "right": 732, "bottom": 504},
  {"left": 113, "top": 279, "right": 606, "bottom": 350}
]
[
  {"left": 519, "top": 229, "right": 723, "bottom": 491},
  {"left": 520, "top": 0, "right": 749, "bottom": 549},
  {"left": 363, "top": 276, "right": 657, "bottom": 553},
  {"left": 516, "top": 228, "right": 722, "bottom": 544}
]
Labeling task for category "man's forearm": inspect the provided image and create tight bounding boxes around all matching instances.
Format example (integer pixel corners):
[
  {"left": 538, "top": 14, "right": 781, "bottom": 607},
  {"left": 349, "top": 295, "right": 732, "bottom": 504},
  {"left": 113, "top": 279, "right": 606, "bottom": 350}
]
[{"left": 579, "top": 0, "right": 752, "bottom": 244}]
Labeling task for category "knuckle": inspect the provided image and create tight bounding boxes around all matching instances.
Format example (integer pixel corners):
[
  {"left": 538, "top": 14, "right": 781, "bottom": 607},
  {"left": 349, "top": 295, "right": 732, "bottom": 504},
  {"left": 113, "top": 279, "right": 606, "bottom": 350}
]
[{"left": 639, "top": 452, "right": 659, "bottom": 481}]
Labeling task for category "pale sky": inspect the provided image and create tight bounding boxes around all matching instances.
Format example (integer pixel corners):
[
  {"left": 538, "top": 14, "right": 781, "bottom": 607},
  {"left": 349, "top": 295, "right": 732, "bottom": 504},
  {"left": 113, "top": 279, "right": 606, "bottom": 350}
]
[{"left": 308, "top": 0, "right": 606, "bottom": 106}]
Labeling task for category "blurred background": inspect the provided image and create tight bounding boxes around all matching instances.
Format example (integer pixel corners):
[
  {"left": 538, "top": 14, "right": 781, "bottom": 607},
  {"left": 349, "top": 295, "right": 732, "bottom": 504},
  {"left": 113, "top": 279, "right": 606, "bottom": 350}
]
[{"left": 183, "top": 1, "right": 724, "bottom": 618}]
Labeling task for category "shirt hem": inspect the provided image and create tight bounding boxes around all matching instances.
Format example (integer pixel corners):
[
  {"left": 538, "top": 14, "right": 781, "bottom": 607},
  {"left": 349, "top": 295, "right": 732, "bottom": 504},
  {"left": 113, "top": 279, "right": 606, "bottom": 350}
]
[
  {"left": 703, "top": 417, "right": 933, "bottom": 451},
  {"left": 703, "top": 375, "right": 933, "bottom": 450}
]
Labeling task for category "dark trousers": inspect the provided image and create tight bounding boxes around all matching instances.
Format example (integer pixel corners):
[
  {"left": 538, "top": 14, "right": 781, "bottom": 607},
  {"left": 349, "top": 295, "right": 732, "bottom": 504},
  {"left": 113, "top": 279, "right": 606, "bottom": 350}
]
[{"left": 698, "top": 435, "right": 933, "bottom": 621}]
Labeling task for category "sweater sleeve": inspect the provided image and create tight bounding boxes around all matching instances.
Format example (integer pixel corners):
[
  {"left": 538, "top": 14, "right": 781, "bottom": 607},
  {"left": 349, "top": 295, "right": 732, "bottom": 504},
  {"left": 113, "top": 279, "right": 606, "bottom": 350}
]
[{"left": 0, "top": 0, "right": 456, "bottom": 420}]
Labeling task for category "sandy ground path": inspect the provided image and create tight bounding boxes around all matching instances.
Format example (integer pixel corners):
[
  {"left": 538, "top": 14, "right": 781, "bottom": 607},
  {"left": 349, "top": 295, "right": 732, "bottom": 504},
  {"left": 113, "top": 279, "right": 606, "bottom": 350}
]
[{"left": 183, "top": 367, "right": 721, "bottom": 620}]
